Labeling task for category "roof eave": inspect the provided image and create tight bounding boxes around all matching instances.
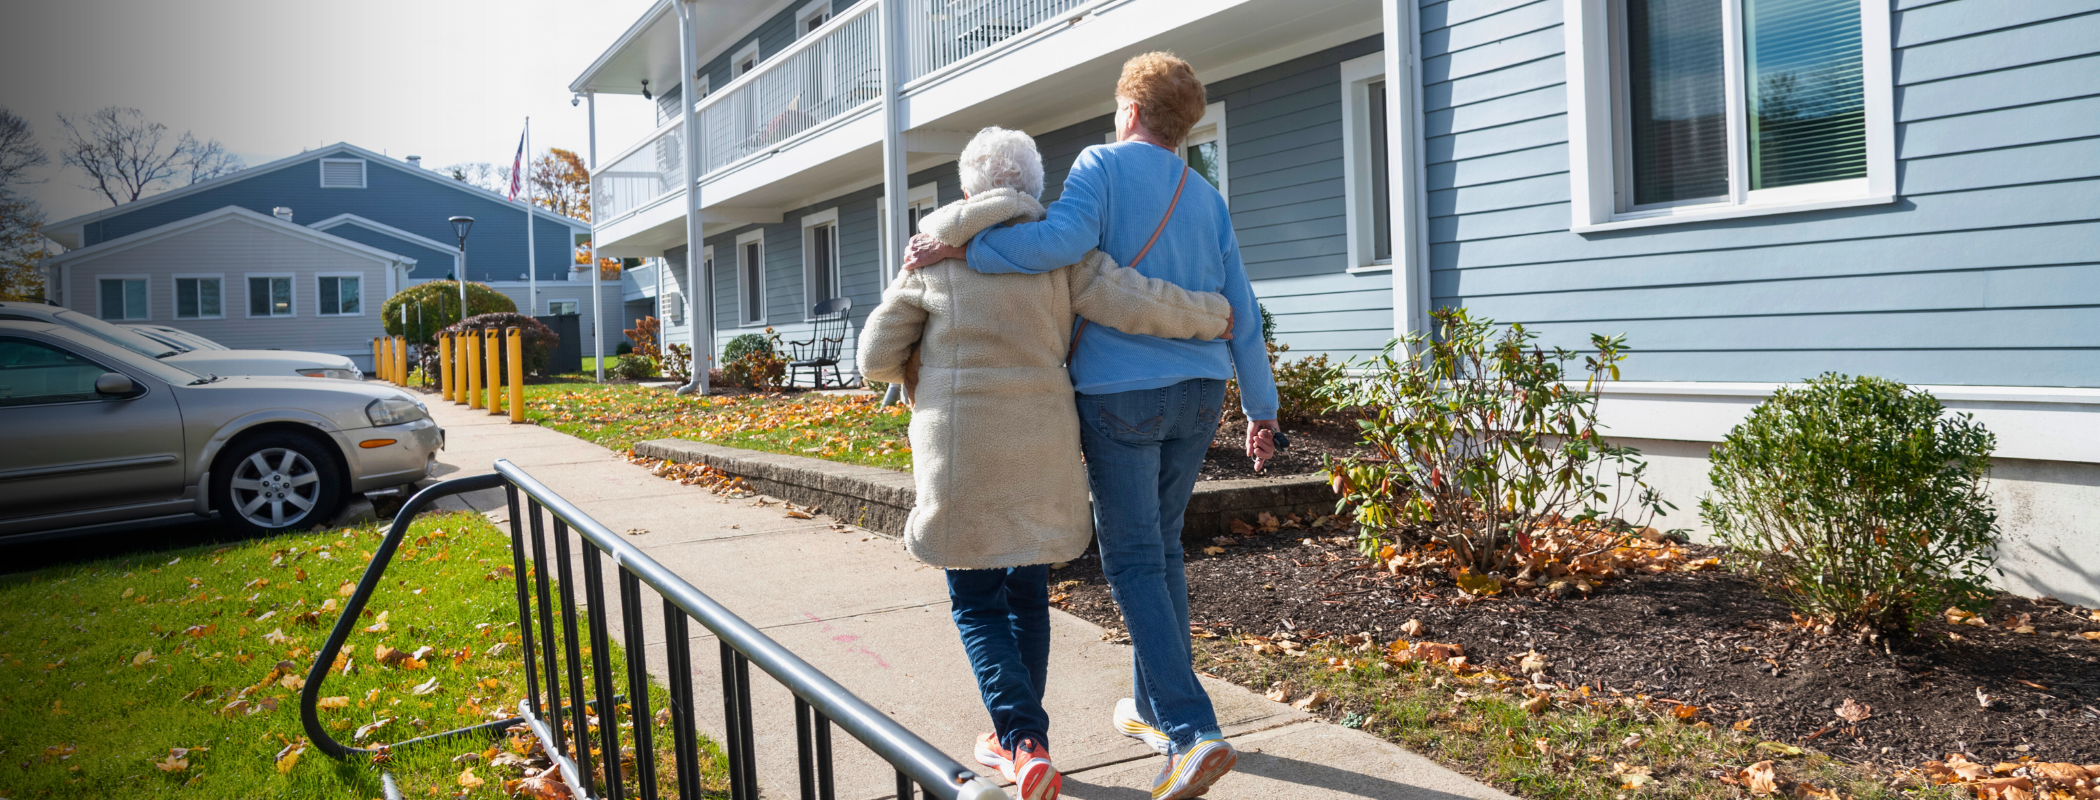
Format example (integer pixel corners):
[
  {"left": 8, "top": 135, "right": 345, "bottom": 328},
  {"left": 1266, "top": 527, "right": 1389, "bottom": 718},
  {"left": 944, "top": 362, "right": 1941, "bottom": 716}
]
[{"left": 569, "top": 0, "right": 674, "bottom": 95}]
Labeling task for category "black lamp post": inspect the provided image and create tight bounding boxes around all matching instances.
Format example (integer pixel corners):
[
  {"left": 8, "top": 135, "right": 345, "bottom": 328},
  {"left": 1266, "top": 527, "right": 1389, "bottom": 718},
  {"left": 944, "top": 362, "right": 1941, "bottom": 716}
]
[{"left": 448, "top": 216, "right": 475, "bottom": 322}]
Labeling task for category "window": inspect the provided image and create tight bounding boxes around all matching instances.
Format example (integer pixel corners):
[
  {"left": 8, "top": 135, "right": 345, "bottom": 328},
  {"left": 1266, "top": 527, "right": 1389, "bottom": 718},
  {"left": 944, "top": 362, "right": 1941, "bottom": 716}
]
[
  {"left": 802, "top": 209, "right": 841, "bottom": 308},
  {"left": 317, "top": 275, "right": 362, "bottom": 316},
  {"left": 98, "top": 277, "right": 148, "bottom": 320},
  {"left": 248, "top": 276, "right": 294, "bottom": 317},
  {"left": 319, "top": 158, "right": 367, "bottom": 188},
  {"left": 1342, "top": 52, "right": 1395, "bottom": 269},
  {"left": 0, "top": 337, "right": 112, "bottom": 406},
  {"left": 736, "top": 230, "right": 766, "bottom": 325},
  {"left": 1182, "top": 102, "right": 1227, "bottom": 200},
  {"left": 549, "top": 300, "right": 579, "bottom": 315},
  {"left": 877, "top": 183, "right": 939, "bottom": 283},
  {"left": 796, "top": 0, "right": 830, "bottom": 36},
  {"left": 733, "top": 42, "right": 760, "bottom": 76},
  {"left": 1565, "top": 0, "right": 1893, "bottom": 230},
  {"left": 174, "top": 277, "right": 223, "bottom": 319}
]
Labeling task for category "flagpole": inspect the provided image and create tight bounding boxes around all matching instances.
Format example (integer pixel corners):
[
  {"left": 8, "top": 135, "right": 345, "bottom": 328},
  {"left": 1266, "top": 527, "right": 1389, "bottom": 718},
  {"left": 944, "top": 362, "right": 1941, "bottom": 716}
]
[{"left": 524, "top": 116, "right": 538, "bottom": 320}]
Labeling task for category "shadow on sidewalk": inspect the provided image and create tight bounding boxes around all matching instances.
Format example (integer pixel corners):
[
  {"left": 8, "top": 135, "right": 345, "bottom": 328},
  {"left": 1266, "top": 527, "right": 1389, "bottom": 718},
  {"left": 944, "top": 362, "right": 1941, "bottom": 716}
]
[{"left": 1057, "top": 747, "right": 1492, "bottom": 800}]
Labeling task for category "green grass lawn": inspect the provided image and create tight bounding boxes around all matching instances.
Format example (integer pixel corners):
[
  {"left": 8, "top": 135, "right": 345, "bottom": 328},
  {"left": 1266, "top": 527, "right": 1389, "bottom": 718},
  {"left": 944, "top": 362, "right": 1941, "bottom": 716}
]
[
  {"left": 0, "top": 512, "right": 725, "bottom": 799},
  {"left": 522, "top": 380, "right": 913, "bottom": 470}
]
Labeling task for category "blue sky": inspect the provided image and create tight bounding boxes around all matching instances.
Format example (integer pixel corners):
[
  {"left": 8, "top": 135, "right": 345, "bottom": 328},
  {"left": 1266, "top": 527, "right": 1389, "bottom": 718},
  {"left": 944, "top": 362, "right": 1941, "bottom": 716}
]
[{"left": 5, "top": 0, "right": 667, "bottom": 224}]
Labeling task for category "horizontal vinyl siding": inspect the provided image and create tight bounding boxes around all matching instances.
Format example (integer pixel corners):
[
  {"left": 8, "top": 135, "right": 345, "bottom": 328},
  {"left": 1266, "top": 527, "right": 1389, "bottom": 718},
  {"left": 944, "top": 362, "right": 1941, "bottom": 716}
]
[
  {"left": 63, "top": 219, "right": 389, "bottom": 360},
  {"left": 76, "top": 153, "right": 585, "bottom": 284},
  {"left": 1422, "top": 0, "right": 2100, "bottom": 387}
]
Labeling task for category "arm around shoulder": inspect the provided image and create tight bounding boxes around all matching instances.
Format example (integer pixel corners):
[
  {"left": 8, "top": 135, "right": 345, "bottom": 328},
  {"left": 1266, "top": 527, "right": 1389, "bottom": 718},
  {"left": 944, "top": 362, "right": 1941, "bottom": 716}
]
[{"left": 1066, "top": 251, "right": 1232, "bottom": 340}]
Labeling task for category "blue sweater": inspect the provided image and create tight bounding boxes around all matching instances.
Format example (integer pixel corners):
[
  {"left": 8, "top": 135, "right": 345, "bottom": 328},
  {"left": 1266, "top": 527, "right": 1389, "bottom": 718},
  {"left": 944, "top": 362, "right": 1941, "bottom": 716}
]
[{"left": 964, "top": 142, "right": 1281, "bottom": 420}]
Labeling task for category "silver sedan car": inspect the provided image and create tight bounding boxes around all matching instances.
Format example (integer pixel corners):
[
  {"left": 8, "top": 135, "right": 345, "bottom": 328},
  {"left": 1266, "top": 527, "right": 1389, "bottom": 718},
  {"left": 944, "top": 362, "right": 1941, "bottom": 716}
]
[{"left": 0, "top": 320, "right": 443, "bottom": 537}]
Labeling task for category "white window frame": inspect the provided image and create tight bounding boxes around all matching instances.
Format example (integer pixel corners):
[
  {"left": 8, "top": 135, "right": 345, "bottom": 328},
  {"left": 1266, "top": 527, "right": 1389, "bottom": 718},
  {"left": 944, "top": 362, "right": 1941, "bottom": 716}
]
[
  {"left": 172, "top": 273, "right": 225, "bottom": 320},
  {"left": 1563, "top": 0, "right": 1895, "bottom": 233},
  {"left": 97, "top": 275, "right": 151, "bottom": 321},
  {"left": 314, "top": 272, "right": 365, "bottom": 317},
  {"left": 318, "top": 157, "right": 368, "bottom": 189},
  {"left": 548, "top": 299, "right": 580, "bottom": 315},
  {"left": 795, "top": 0, "right": 831, "bottom": 37},
  {"left": 1182, "top": 101, "right": 1228, "bottom": 204},
  {"left": 732, "top": 41, "right": 761, "bottom": 76},
  {"left": 800, "top": 208, "right": 842, "bottom": 311},
  {"left": 1340, "top": 52, "right": 1392, "bottom": 273},
  {"left": 735, "top": 229, "right": 767, "bottom": 326},
  {"left": 245, "top": 273, "right": 297, "bottom": 319},
  {"left": 877, "top": 183, "right": 939, "bottom": 284}
]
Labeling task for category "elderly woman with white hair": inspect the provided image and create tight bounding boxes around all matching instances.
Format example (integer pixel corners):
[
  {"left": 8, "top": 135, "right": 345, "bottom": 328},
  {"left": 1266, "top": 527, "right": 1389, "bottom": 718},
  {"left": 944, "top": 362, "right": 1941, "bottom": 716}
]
[{"left": 857, "top": 126, "right": 1232, "bottom": 800}]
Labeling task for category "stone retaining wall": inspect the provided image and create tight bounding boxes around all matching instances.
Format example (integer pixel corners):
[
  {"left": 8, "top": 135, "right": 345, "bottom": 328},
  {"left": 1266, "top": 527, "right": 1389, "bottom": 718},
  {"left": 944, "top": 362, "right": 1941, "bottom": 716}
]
[{"left": 634, "top": 438, "right": 1337, "bottom": 540}]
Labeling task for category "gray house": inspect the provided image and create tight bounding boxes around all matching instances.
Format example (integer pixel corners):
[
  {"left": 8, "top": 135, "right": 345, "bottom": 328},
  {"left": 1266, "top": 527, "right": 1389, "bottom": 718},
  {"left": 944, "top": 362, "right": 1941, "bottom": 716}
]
[{"left": 569, "top": 0, "right": 2098, "bottom": 602}]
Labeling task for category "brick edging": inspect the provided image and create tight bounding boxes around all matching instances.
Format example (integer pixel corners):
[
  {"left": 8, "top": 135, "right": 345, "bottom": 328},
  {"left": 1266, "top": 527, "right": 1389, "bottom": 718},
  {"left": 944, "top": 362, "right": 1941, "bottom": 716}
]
[{"left": 632, "top": 438, "right": 1338, "bottom": 540}]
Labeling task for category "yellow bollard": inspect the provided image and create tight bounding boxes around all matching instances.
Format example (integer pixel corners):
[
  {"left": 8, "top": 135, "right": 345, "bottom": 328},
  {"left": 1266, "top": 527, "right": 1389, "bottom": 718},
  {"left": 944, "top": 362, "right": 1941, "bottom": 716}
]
[
  {"left": 438, "top": 333, "right": 453, "bottom": 400},
  {"left": 484, "top": 329, "right": 502, "bottom": 415},
  {"left": 507, "top": 327, "right": 524, "bottom": 423},
  {"left": 465, "top": 333, "right": 483, "bottom": 409},
  {"left": 383, "top": 337, "right": 396, "bottom": 383},
  {"left": 395, "top": 336, "right": 408, "bottom": 386},
  {"left": 371, "top": 338, "right": 383, "bottom": 381}
]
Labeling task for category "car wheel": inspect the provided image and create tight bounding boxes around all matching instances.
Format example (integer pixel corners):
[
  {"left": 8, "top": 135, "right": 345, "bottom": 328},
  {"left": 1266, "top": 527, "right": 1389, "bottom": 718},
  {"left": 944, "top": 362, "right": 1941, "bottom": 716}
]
[{"left": 212, "top": 432, "right": 344, "bottom": 536}]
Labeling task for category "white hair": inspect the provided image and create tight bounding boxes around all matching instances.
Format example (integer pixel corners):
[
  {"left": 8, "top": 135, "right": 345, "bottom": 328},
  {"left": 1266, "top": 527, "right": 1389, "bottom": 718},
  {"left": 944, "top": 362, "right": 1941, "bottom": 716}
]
[{"left": 958, "top": 126, "right": 1043, "bottom": 200}]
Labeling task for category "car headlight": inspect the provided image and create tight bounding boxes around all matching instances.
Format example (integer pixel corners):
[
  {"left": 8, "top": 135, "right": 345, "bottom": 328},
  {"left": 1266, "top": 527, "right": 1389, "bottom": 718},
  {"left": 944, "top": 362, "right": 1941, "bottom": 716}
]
[
  {"left": 366, "top": 396, "right": 428, "bottom": 427},
  {"left": 298, "top": 368, "right": 361, "bottom": 380}
]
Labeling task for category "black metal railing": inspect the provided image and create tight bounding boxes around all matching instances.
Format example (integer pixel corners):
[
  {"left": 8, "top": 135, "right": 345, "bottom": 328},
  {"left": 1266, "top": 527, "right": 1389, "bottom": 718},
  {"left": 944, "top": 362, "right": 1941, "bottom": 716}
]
[{"left": 300, "top": 461, "right": 1007, "bottom": 800}]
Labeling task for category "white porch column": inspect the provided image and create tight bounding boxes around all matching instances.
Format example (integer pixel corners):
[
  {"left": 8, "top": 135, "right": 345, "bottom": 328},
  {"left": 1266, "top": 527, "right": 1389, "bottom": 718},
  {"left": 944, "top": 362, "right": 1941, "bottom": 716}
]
[
  {"left": 878, "top": 0, "right": 910, "bottom": 291},
  {"left": 676, "top": 0, "right": 713, "bottom": 394},
  {"left": 587, "top": 90, "right": 605, "bottom": 383},
  {"left": 1382, "top": 0, "right": 1428, "bottom": 337}
]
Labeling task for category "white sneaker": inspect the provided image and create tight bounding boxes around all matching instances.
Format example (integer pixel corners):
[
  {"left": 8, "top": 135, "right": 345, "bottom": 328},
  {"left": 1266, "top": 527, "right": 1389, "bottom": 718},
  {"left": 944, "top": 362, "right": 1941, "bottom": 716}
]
[
  {"left": 1151, "top": 736, "right": 1236, "bottom": 800},
  {"left": 1112, "top": 698, "right": 1171, "bottom": 754}
]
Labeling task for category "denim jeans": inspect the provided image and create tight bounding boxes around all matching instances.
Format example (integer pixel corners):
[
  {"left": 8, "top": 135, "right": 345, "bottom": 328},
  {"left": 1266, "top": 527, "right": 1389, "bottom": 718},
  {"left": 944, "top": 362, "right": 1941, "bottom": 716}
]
[
  {"left": 1076, "top": 378, "right": 1226, "bottom": 751},
  {"left": 947, "top": 564, "right": 1053, "bottom": 751}
]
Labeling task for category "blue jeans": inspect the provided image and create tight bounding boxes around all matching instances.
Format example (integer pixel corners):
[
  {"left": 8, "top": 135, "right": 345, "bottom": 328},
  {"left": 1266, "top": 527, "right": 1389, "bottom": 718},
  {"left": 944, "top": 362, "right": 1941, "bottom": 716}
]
[
  {"left": 947, "top": 565, "right": 1052, "bottom": 751},
  {"left": 1077, "top": 378, "right": 1225, "bottom": 751}
]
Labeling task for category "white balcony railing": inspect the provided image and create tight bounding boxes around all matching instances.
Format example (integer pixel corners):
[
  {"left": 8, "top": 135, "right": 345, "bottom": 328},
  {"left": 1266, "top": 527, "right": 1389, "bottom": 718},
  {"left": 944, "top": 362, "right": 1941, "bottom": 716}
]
[
  {"left": 697, "top": 1, "right": 883, "bottom": 176},
  {"left": 594, "top": 119, "right": 685, "bottom": 223},
  {"left": 905, "top": 0, "right": 1093, "bottom": 81}
]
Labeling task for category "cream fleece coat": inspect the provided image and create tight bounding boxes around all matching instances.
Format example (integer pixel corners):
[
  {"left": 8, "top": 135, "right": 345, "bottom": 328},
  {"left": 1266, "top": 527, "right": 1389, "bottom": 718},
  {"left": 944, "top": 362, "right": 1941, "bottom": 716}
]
[{"left": 857, "top": 188, "right": 1233, "bottom": 569}]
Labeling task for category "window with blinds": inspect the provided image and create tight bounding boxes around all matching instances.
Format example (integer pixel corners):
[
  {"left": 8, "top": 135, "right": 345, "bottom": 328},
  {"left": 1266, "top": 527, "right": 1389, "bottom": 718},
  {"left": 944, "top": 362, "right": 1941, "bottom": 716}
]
[
  {"left": 1614, "top": 0, "right": 1867, "bottom": 211},
  {"left": 176, "top": 277, "right": 222, "bottom": 319},
  {"left": 740, "top": 238, "right": 766, "bottom": 325},
  {"left": 319, "top": 158, "right": 366, "bottom": 188}
]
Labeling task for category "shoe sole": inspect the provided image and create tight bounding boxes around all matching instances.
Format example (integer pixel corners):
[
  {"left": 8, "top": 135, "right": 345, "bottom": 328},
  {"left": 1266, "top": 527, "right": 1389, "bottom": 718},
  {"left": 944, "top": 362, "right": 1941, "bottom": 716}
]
[
  {"left": 1154, "top": 743, "right": 1236, "bottom": 800},
  {"left": 1115, "top": 716, "right": 1172, "bottom": 755},
  {"left": 1015, "top": 757, "right": 1063, "bottom": 800}
]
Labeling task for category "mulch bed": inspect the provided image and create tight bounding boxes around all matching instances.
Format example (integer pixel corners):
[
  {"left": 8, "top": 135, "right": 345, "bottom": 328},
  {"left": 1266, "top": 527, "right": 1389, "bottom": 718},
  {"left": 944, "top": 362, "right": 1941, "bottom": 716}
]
[
  {"left": 1051, "top": 520, "right": 2100, "bottom": 766},
  {"left": 1200, "top": 413, "right": 1367, "bottom": 481}
]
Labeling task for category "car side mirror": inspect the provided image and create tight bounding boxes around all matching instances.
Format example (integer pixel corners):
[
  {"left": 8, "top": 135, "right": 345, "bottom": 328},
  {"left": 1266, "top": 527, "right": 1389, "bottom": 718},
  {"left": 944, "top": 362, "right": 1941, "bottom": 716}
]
[{"left": 94, "top": 372, "right": 136, "bottom": 396}]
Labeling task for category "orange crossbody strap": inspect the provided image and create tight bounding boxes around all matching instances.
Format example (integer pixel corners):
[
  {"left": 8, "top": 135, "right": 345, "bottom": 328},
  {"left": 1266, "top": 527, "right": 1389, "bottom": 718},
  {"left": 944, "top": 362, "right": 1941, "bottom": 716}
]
[{"left": 1068, "top": 164, "right": 1191, "bottom": 364}]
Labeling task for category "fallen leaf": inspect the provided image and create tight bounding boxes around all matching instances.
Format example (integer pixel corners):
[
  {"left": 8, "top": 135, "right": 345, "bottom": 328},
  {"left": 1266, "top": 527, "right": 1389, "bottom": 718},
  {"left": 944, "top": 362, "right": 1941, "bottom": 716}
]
[
  {"left": 785, "top": 509, "right": 813, "bottom": 520},
  {"left": 1521, "top": 695, "right": 1550, "bottom": 714},
  {"left": 1292, "top": 691, "right": 1330, "bottom": 711},
  {"left": 337, "top": 582, "right": 356, "bottom": 597},
  {"left": 1615, "top": 763, "right": 1654, "bottom": 790},
  {"left": 375, "top": 645, "right": 408, "bottom": 665},
  {"left": 516, "top": 763, "right": 572, "bottom": 799},
  {"left": 262, "top": 628, "right": 294, "bottom": 645},
  {"left": 1836, "top": 698, "right": 1873, "bottom": 723},
  {"left": 1265, "top": 682, "right": 1291, "bottom": 702},
  {"left": 275, "top": 741, "right": 306, "bottom": 774},
  {"left": 1672, "top": 703, "right": 1700, "bottom": 720},
  {"left": 2080, "top": 631, "right": 2100, "bottom": 642},
  {"left": 317, "top": 696, "right": 350, "bottom": 709},
  {"left": 1400, "top": 619, "right": 1426, "bottom": 637},
  {"left": 411, "top": 677, "right": 441, "bottom": 696},
  {"left": 1733, "top": 719, "right": 1756, "bottom": 732},
  {"left": 1518, "top": 650, "right": 1548, "bottom": 674},
  {"left": 1972, "top": 777, "right": 2035, "bottom": 800},
  {"left": 459, "top": 766, "right": 486, "bottom": 789},
  {"left": 363, "top": 611, "right": 390, "bottom": 633},
  {"left": 1202, "top": 546, "right": 1226, "bottom": 556},
  {"left": 131, "top": 648, "right": 155, "bottom": 667},
  {"left": 355, "top": 717, "right": 395, "bottom": 743},
  {"left": 1757, "top": 741, "right": 1805, "bottom": 758},
  {"left": 1741, "top": 761, "right": 1782, "bottom": 796},
  {"left": 152, "top": 750, "right": 190, "bottom": 773},
  {"left": 1455, "top": 569, "right": 1502, "bottom": 596},
  {"left": 180, "top": 685, "right": 213, "bottom": 702}
]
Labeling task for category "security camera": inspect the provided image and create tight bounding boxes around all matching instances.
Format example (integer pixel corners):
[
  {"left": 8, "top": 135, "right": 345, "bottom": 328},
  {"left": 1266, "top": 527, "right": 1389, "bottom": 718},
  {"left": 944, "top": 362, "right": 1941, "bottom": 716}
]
[{"left": 571, "top": 94, "right": 581, "bottom": 107}]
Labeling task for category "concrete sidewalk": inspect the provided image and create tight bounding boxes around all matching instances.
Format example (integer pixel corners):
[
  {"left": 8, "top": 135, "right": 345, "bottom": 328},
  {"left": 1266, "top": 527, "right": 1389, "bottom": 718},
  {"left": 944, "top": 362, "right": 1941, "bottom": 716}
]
[{"left": 418, "top": 398, "right": 1511, "bottom": 800}]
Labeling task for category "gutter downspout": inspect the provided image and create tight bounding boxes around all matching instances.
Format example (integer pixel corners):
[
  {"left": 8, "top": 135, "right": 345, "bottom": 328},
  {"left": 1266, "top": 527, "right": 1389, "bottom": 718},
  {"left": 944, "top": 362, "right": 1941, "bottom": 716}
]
[{"left": 676, "top": 0, "right": 713, "bottom": 395}]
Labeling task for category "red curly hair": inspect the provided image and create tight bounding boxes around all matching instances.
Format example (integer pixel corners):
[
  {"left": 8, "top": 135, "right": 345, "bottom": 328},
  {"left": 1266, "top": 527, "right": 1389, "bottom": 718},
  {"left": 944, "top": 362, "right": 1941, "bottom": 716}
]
[{"left": 1116, "top": 52, "right": 1207, "bottom": 147}]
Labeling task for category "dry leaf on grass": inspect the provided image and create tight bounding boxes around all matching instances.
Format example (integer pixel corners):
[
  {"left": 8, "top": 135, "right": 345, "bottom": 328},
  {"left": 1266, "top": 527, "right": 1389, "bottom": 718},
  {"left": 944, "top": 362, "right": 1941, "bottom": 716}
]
[
  {"left": 131, "top": 648, "right": 155, "bottom": 667},
  {"left": 1265, "top": 682, "right": 1291, "bottom": 702},
  {"left": 1400, "top": 619, "right": 1426, "bottom": 637},
  {"left": 1518, "top": 650, "right": 1549, "bottom": 674},
  {"left": 1613, "top": 763, "right": 1654, "bottom": 790},
  {"left": 1521, "top": 695, "right": 1551, "bottom": 714},
  {"left": 1740, "top": 761, "right": 1782, "bottom": 796},
  {"left": 317, "top": 696, "right": 350, "bottom": 709},
  {"left": 411, "top": 678, "right": 441, "bottom": 696},
  {"left": 459, "top": 766, "right": 487, "bottom": 789},
  {"left": 1292, "top": 691, "right": 1330, "bottom": 711},
  {"left": 1971, "top": 777, "right": 2035, "bottom": 800},
  {"left": 275, "top": 741, "right": 306, "bottom": 774}
]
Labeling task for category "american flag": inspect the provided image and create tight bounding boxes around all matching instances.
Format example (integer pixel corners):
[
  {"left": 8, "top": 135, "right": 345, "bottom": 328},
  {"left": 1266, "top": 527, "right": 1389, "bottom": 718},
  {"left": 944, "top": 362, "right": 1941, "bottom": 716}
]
[{"left": 506, "top": 130, "right": 525, "bottom": 201}]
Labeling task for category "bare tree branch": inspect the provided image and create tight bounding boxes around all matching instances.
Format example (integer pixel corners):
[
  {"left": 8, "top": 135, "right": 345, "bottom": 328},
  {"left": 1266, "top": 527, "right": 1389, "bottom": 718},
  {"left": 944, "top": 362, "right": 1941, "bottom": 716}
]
[
  {"left": 56, "top": 107, "right": 244, "bottom": 207},
  {"left": 0, "top": 107, "right": 49, "bottom": 301},
  {"left": 0, "top": 108, "right": 49, "bottom": 192}
]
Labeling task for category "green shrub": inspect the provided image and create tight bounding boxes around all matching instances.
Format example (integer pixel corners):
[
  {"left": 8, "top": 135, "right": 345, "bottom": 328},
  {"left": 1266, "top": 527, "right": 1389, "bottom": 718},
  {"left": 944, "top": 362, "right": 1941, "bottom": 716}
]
[
  {"left": 1224, "top": 342, "right": 1342, "bottom": 425},
  {"left": 383, "top": 281, "right": 516, "bottom": 344},
  {"left": 664, "top": 343, "right": 693, "bottom": 383},
  {"left": 1259, "top": 302, "right": 1276, "bottom": 345},
  {"left": 720, "top": 331, "right": 784, "bottom": 390},
  {"left": 608, "top": 354, "right": 659, "bottom": 380},
  {"left": 1700, "top": 374, "right": 1999, "bottom": 633},
  {"left": 1319, "top": 308, "right": 1672, "bottom": 576},
  {"left": 616, "top": 341, "right": 634, "bottom": 355},
  {"left": 723, "top": 333, "right": 772, "bottom": 364}
]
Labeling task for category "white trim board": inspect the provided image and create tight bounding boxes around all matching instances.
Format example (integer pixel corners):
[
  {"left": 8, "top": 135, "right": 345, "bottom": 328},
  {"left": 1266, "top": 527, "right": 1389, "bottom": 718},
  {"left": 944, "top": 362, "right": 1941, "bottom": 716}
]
[{"left": 1595, "top": 382, "right": 2100, "bottom": 464}]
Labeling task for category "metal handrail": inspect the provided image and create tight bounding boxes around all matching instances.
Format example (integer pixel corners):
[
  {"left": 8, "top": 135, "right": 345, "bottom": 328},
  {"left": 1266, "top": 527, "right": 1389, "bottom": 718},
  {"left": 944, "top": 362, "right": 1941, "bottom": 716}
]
[{"left": 300, "top": 463, "right": 1007, "bottom": 800}]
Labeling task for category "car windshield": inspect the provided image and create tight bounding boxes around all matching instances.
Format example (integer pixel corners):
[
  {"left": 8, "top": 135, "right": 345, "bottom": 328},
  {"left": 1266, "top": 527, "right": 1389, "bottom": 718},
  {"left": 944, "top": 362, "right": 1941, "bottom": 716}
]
[
  {"left": 132, "top": 328, "right": 196, "bottom": 354},
  {"left": 51, "top": 310, "right": 181, "bottom": 359},
  {"left": 46, "top": 328, "right": 207, "bottom": 386}
]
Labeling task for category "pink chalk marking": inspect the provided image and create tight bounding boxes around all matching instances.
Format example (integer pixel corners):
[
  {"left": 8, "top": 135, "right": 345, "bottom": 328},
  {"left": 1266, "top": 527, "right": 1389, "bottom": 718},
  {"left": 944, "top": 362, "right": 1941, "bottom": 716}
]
[{"left": 802, "top": 612, "right": 890, "bottom": 669}]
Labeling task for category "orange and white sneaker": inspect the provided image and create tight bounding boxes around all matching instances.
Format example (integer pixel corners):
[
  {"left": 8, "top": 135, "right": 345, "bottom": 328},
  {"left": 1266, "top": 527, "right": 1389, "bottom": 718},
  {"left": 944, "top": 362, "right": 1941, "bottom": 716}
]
[
  {"left": 974, "top": 733, "right": 1062, "bottom": 800},
  {"left": 1151, "top": 735, "right": 1236, "bottom": 800}
]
